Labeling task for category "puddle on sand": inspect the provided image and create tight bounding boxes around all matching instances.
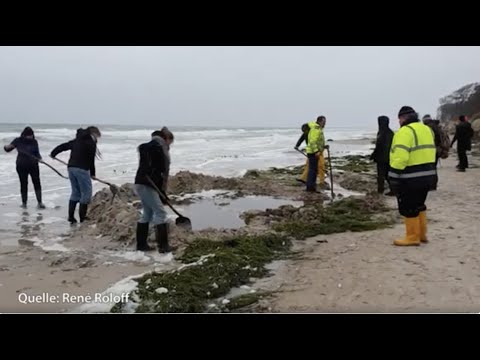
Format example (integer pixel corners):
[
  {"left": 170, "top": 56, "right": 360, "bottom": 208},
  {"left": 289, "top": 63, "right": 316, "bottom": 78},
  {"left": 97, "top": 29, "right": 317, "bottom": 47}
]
[{"left": 176, "top": 196, "right": 303, "bottom": 231}]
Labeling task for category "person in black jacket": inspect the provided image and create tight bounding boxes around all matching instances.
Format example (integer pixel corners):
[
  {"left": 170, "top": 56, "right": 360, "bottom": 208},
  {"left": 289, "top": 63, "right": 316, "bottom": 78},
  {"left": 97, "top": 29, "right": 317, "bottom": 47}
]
[
  {"left": 50, "top": 126, "right": 101, "bottom": 223},
  {"left": 370, "top": 116, "right": 394, "bottom": 195},
  {"left": 134, "top": 127, "right": 174, "bottom": 253},
  {"left": 422, "top": 115, "right": 443, "bottom": 168},
  {"left": 3, "top": 127, "right": 45, "bottom": 209},
  {"left": 451, "top": 115, "right": 474, "bottom": 172},
  {"left": 294, "top": 123, "right": 309, "bottom": 184}
]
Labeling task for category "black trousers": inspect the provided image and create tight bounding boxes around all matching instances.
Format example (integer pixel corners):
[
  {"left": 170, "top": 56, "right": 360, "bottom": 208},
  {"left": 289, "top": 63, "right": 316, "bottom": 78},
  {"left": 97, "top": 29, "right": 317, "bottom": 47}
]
[
  {"left": 16, "top": 164, "right": 42, "bottom": 204},
  {"left": 458, "top": 148, "right": 468, "bottom": 170},
  {"left": 306, "top": 153, "right": 318, "bottom": 191},
  {"left": 396, "top": 186, "right": 429, "bottom": 218},
  {"left": 376, "top": 162, "right": 390, "bottom": 193}
]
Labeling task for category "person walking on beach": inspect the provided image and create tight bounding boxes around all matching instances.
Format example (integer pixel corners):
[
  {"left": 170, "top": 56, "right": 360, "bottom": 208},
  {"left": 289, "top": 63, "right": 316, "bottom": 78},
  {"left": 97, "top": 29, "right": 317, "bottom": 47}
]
[
  {"left": 389, "top": 106, "right": 437, "bottom": 246},
  {"left": 304, "top": 116, "right": 327, "bottom": 192},
  {"left": 3, "top": 126, "right": 46, "bottom": 209},
  {"left": 295, "top": 123, "right": 325, "bottom": 186},
  {"left": 134, "top": 127, "right": 174, "bottom": 253},
  {"left": 451, "top": 115, "right": 474, "bottom": 172},
  {"left": 370, "top": 116, "right": 394, "bottom": 195},
  {"left": 50, "top": 126, "right": 101, "bottom": 224}
]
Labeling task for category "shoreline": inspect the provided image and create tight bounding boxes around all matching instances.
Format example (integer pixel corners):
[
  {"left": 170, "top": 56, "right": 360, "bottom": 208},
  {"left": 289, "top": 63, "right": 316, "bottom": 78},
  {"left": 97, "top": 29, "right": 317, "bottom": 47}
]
[
  {"left": 4, "top": 150, "right": 479, "bottom": 313},
  {"left": 0, "top": 152, "right": 379, "bottom": 313},
  {"left": 0, "top": 152, "right": 376, "bottom": 312},
  {"left": 2, "top": 150, "right": 476, "bottom": 314}
]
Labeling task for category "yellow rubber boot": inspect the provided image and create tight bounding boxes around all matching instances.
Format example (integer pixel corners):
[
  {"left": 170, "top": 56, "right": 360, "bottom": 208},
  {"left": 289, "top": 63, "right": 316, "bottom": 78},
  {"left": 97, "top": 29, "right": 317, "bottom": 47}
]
[
  {"left": 317, "top": 154, "right": 325, "bottom": 185},
  {"left": 299, "top": 158, "right": 309, "bottom": 182},
  {"left": 394, "top": 217, "right": 421, "bottom": 246},
  {"left": 419, "top": 211, "right": 428, "bottom": 243}
]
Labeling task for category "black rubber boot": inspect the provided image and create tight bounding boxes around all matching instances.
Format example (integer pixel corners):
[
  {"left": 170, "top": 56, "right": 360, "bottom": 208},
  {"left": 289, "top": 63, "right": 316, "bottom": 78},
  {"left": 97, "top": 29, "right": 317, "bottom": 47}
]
[
  {"left": 35, "top": 190, "right": 45, "bottom": 209},
  {"left": 79, "top": 203, "right": 90, "bottom": 223},
  {"left": 155, "top": 223, "right": 172, "bottom": 253},
  {"left": 68, "top": 201, "right": 78, "bottom": 224},
  {"left": 136, "top": 222, "right": 154, "bottom": 251}
]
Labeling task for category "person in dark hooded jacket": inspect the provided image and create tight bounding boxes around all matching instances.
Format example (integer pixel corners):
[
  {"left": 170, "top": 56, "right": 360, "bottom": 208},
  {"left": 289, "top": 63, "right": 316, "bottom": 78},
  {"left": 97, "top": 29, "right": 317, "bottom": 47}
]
[
  {"left": 370, "top": 116, "right": 394, "bottom": 195},
  {"left": 50, "top": 126, "right": 101, "bottom": 223},
  {"left": 451, "top": 115, "right": 474, "bottom": 172},
  {"left": 134, "top": 127, "right": 174, "bottom": 253},
  {"left": 4, "top": 126, "right": 45, "bottom": 209}
]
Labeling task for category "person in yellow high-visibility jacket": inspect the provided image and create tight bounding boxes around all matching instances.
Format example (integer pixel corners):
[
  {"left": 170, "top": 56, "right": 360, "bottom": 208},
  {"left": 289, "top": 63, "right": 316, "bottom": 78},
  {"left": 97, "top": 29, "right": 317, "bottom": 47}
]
[
  {"left": 389, "top": 106, "right": 437, "bottom": 246},
  {"left": 300, "top": 116, "right": 327, "bottom": 192},
  {"left": 294, "top": 123, "right": 326, "bottom": 185}
]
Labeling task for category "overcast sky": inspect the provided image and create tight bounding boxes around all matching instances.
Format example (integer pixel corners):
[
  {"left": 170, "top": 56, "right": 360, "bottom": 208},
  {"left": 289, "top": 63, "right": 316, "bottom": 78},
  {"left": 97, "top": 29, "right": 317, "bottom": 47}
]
[{"left": 0, "top": 46, "right": 479, "bottom": 129}]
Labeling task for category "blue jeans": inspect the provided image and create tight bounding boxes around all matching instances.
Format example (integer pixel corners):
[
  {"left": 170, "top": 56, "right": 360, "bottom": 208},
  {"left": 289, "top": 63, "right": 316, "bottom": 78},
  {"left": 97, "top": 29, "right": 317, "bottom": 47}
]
[
  {"left": 134, "top": 184, "right": 167, "bottom": 225},
  {"left": 306, "top": 153, "right": 318, "bottom": 191},
  {"left": 68, "top": 167, "right": 92, "bottom": 204}
]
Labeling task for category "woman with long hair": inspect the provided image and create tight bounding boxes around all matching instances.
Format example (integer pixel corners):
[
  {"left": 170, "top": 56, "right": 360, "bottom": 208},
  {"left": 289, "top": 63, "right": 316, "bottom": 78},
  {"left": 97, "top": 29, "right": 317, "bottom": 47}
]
[
  {"left": 50, "top": 126, "right": 101, "bottom": 223},
  {"left": 134, "top": 127, "right": 174, "bottom": 253}
]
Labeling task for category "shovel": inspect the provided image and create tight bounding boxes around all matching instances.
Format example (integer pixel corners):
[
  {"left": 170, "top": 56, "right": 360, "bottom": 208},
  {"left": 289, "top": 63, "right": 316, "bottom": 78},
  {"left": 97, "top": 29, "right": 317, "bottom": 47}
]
[
  {"left": 295, "top": 148, "right": 307, "bottom": 157},
  {"left": 15, "top": 149, "right": 68, "bottom": 179},
  {"left": 52, "top": 156, "right": 119, "bottom": 201},
  {"left": 295, "top": 148, "right": 329, "bottom": 177},
  {"left": 145, "top": 175, "right": 192, "bottom": 231},
  {"left": 94, "top": 178, "right": 120, "bottom": 204},
  {"left": 326, "top": 147, "right": 335, "bottom": 201}
]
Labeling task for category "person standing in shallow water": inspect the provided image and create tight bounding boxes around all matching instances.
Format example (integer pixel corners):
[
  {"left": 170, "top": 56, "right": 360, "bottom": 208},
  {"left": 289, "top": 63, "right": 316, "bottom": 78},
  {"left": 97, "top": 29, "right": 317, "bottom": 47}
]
[
  {"left": 370, "top": 116, "right": 394, "bottom": 195},
  {"left": 50, "top": 126, "right": 101, "bottom": 224},
  {"left": 3, "top": 126, "right": 46, "bottom": 209},
  {"left": 134, "top": 127, "right": 174, "bottom": 253}
]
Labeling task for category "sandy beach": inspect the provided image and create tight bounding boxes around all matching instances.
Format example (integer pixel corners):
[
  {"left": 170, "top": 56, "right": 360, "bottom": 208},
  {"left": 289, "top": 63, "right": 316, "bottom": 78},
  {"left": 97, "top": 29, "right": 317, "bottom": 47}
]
[
  {"left": 264, "top": 156, "right": 480, "bottom": 313},
  {"left": 1, "top": 152, "right": 478, "bottom": 313}
]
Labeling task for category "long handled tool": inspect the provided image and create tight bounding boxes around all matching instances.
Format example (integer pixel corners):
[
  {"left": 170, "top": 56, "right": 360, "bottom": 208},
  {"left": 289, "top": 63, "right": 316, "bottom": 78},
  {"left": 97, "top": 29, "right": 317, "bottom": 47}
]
[
  {"left": 52, "top": 157, "right": 68, "bottom": 166},
  {"left": 145, "top": 175, "right": 192, "bottom": 230},
  {"left": 294, "top": 148, "right": 307, "bottom": 158},
  {"left": 326, "top": 147, "right": 335, "bottom": 201},
  {"left": 15, "top": 149, "right": 68, "bottom": 179},
  {"left": 52, "top": 156, "right": 119, "bottom": 201},
  {"left": 295, "top": 147, "right": 329, "bottom": 177},
  {"left": 95, "top": 178, "right": 120, "bottom": 204}
]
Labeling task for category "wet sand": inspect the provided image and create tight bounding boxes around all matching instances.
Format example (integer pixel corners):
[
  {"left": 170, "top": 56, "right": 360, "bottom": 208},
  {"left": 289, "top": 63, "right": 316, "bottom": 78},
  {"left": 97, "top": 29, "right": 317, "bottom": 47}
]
[{"left": 0, "top": 191, "right": 304, "bottom": 312}]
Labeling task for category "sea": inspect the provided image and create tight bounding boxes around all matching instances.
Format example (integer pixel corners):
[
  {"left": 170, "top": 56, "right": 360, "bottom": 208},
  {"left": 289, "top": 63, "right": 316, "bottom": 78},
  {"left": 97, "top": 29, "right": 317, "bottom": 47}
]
[{"left": 0, "top": 123, "right": 376, "bottom": 248}]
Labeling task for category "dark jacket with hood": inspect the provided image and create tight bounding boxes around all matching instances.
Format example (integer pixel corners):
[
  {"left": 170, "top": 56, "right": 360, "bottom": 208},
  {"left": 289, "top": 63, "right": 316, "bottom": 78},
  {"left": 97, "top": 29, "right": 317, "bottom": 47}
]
[
  {"left": 50, "top": 128, "right": 97, "bottom": 176},
  {"left": 451, "top": 120, "right": 474, "bottom": 151},
  {"left": 371, "top": 116, "right": 394, "bottom": 163},
  {"left": 295, "top": 123, "right": 309, "bottom": 148},
  {"left": 134, "top": 136, "right": 170, "bottom": 192},
  {"left": 5, "top": 136, "right": 42, "bottom": 167},
  {"left": 424, "top": 121, "right": 443, "bottom": 158}
]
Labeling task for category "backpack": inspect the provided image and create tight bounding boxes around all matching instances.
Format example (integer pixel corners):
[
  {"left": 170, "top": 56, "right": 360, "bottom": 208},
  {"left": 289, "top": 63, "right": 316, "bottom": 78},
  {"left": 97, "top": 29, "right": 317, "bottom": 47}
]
[{"left": 437, "top": 128, "right": 450, "bottom": 159}]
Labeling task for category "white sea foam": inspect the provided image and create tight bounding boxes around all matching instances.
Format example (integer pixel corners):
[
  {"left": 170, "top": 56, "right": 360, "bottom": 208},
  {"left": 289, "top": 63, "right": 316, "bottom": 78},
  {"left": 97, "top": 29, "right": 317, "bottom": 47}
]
[{"left": 0, "top": 124, "right": 375, "bottom": 242}]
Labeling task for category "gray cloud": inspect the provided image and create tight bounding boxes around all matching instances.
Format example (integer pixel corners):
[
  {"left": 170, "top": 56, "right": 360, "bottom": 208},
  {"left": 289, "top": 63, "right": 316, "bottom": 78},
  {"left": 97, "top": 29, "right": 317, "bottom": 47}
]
[{"left": 1, "top": 46, "right": 479, "bottom": 128}]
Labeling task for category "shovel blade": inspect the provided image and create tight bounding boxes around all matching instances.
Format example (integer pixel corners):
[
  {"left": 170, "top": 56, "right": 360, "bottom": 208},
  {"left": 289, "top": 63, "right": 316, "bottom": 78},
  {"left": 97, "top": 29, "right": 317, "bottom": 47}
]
[{"left": 175, "top": 216, "right": 192, "bottom": 231}]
